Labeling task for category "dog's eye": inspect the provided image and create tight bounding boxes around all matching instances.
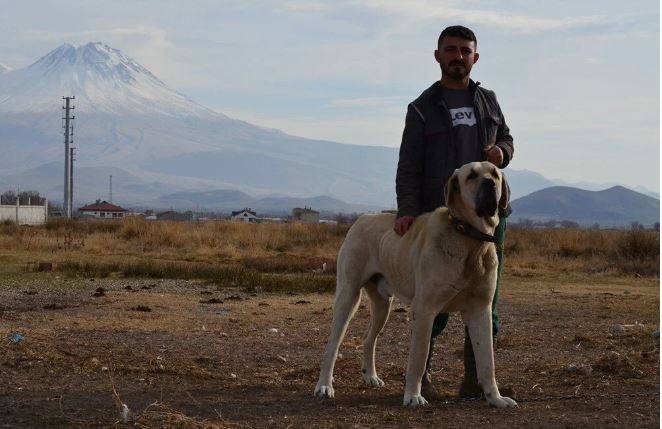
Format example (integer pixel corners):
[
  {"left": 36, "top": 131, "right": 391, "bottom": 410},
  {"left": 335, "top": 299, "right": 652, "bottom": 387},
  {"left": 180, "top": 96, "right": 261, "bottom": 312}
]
[{"left": 467, "top": 170, "right": 478, "bottom": 180}]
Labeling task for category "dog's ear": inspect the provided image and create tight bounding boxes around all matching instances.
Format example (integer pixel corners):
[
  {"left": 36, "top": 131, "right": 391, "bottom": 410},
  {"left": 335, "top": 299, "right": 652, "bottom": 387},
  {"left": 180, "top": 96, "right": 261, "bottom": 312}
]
[
  {"left": 444, "top": 171, "right": 460, "bottom": 208},
  {"left": 499, "top": 173, "right": 510, "bottom": 209}
]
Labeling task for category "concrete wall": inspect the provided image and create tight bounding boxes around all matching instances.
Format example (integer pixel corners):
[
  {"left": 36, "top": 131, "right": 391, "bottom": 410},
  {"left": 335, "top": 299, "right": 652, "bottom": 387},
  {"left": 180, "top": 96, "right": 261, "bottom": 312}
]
[{"left": 0, "top": 203, "right": 48, "bottom": 226}]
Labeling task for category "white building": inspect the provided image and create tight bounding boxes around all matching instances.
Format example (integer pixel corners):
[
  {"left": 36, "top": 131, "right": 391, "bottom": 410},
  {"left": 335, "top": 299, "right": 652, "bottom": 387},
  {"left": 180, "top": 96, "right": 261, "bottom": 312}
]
[
  {"left": 78, "top": 200, "right": 128, "bottom": 219},
  {"left": 231, "top": 208, "right": 258, "bottom": 223},
  {"left": 292, "top": 207, "right": 320, "bottom": 223}
]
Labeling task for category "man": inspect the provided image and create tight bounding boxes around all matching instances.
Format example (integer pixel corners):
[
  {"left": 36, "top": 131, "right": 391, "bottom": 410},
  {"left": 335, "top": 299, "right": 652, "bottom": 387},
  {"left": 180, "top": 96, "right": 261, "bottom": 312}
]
[{"left": 394, "top": 25, "right": 514, "bottom": 398}]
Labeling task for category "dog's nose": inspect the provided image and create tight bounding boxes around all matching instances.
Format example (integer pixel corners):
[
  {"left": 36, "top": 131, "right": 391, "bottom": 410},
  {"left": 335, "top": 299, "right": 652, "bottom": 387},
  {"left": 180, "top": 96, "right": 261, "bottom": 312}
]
[{"left": 475, "top": 178, "right": 498, "bottom": 218}]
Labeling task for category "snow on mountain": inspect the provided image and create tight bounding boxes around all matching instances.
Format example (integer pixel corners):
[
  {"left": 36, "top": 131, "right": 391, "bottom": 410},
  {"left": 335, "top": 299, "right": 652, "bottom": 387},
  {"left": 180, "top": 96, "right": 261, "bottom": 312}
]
[
  {"left": 0, "top": 42, "right": 220, "bottom": 118},
  {"left": 0, "top": 42, "right": 399, "bottom": 206},
  {"left": 0, "top": 63, "right": 10, "bottom": 74}
]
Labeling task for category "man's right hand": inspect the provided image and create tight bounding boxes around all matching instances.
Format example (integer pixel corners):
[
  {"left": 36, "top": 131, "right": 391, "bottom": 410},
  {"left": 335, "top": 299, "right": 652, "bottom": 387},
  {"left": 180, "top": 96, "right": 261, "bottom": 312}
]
[{"left": 394, "top": 215, "right": 415, "bottom": 236}]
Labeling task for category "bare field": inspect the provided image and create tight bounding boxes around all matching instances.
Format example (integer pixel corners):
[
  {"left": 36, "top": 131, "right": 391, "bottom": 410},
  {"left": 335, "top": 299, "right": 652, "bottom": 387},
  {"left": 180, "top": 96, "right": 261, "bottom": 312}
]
[{"left": 0, "top": 220, "right": 659, "bottom": 428}]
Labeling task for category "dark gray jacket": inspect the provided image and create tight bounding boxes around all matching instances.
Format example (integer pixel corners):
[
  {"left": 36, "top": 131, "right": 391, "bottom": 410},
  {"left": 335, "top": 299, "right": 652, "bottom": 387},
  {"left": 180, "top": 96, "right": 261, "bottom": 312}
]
[{"left": 396, "top": 80, "right": 514, "bottom": 218}]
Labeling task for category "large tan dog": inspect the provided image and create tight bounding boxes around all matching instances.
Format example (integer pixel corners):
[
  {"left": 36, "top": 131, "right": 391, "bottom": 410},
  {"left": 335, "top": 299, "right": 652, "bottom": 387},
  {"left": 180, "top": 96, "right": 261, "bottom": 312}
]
[{"left": 314, "top": 161, "right": 517, "bottom": 408}]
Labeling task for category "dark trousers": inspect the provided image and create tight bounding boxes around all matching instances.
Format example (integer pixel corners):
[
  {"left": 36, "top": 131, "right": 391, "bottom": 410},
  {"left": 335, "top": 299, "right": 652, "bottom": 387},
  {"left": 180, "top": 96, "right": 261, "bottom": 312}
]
[{"left": 426, "top": 218, "right": 506, "bottom": 372}]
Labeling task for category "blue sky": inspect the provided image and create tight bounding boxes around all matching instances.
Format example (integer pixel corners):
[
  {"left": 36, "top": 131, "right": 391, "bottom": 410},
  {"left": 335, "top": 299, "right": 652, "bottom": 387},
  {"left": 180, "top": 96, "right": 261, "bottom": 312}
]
[{"left": 1, "top": 0, "right": 659, "bottom": 191}]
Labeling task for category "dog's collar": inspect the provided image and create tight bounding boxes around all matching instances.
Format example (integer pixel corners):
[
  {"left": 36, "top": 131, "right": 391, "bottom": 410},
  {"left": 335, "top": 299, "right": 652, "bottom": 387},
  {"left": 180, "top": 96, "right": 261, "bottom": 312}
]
[{"left": 448, "top": 214, "right": 498, "bottom": 243}]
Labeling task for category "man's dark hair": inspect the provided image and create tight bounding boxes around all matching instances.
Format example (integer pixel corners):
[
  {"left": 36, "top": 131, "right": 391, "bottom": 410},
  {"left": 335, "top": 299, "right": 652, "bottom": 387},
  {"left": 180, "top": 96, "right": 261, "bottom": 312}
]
[{"left": 438, "top": 26, "right": 477, "bottom": 47}]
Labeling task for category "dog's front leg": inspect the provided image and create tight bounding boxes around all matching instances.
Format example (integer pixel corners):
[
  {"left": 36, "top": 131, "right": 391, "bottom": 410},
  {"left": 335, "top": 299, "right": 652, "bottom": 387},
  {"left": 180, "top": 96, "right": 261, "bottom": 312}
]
[
  {"left": 403, "top": 301, "right": 436, "bottom": 407},
  {"left": 463, "top": 304, "right": 517, "bottom": 408}
]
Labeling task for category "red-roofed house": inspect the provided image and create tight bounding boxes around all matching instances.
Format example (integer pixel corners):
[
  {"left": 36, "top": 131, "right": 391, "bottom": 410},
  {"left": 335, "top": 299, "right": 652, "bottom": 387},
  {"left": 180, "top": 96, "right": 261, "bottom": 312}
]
[{"left": 78, "top": 200, "right": 128, "bottom": 219}]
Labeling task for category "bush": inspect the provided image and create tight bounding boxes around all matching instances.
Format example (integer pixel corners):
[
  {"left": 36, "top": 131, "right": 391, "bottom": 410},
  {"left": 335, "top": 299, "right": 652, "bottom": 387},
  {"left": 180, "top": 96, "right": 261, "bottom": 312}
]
[{"left": 614, "top": 229, "right": 659, "bottom": 260}]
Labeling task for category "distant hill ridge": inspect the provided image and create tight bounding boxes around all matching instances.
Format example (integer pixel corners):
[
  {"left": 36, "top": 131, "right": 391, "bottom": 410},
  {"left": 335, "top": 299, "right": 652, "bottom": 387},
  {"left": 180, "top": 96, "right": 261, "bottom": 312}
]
[
  {"left": 154, "top": 189, "right": 378, "bottom": 214},
  {"left": 510, "top": 185, "right": 659, "bottom": 227}
]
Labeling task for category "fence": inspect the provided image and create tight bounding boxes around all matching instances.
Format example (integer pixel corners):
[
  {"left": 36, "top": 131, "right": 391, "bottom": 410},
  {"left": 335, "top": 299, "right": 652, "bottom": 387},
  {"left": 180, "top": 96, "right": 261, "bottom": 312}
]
[{"left": 0, "top": 200, "right": 48, "bottom": 225}]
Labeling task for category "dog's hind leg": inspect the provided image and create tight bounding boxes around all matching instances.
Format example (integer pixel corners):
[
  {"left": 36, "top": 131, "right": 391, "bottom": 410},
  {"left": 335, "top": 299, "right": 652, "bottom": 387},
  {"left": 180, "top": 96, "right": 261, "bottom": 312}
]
[
  {"left": 314, "top": 277, "right": 363, "bottom": 398},
  {"left": 361, "top": 278, "right": 392, "bottom": 387}
]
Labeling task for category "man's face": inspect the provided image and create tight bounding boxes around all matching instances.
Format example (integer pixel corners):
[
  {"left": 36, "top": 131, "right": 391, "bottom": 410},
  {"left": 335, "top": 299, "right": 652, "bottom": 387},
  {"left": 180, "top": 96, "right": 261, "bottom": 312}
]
[{"left": 434, "top": 36, "right": 479, "bottom": 80}]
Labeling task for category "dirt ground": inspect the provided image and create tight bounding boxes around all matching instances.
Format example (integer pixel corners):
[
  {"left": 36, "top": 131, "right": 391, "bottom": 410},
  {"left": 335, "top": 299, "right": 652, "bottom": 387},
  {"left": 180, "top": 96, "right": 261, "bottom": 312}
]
[{"left": 0, "top": 272, "right": 658, "bottom": 428}]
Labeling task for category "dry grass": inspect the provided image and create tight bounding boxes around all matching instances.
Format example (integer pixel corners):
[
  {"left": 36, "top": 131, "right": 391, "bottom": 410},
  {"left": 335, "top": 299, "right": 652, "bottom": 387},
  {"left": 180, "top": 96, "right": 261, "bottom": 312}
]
[
  {"left": 57, "top": 259, "right": 335, "bottom": 293},
  {"left": 0, "top": 218, "right": 657, "bottom": 284},
  {"left": 505, "top": 225, "right": 659, "bottom": 277}
]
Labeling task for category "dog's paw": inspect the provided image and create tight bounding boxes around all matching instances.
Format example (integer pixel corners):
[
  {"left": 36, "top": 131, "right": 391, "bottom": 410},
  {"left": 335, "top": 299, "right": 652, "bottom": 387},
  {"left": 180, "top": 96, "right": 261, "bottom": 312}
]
[
  {"left": 314, "top": 383, "right": 334, "bottom": 399},
  {"left": 362, "top": 373, "right": 385, "bottom": 387},
  {"left": 403, "top": 394, "right": 428, "bottom": 407},
  {"left": 487, "top": 395, "right": 518, "bottom": 408}
]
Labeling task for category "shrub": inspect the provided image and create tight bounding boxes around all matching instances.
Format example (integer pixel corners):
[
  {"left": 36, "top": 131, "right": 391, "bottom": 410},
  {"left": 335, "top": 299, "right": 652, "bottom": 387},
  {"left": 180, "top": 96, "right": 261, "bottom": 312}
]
[{"left": 614, "top": 229, "right": 659, "bottom": 260}]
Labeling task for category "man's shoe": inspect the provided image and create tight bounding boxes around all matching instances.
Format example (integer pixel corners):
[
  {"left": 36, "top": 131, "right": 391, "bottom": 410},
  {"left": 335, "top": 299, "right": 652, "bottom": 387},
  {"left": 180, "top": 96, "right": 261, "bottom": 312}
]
[
  {"left": 421, "top": 371, "right": 442, "bottom": 400},
  {"left": 459, "top": 334, "right": 516, "bottom": 399},
  {"left": 458, "top": 378, "right": 483, "bottom": 398}
]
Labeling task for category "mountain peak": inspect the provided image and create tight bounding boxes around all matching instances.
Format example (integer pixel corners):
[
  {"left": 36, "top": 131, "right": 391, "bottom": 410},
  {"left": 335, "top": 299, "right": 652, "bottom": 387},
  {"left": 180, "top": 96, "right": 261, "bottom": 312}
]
[
  {"left": 0, "top": 42, "right": 219, "bottom": 118},
  {"left": 603, "top": 185, "right": 629, "bottom": 192},
  {"left": 511, "top": 185, "right": 659, "bottom": 227}
]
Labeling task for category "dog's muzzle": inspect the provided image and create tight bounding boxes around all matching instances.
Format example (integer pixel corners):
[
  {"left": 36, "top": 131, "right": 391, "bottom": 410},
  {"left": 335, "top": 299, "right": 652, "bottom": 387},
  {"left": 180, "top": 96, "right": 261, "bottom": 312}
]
[{"left": 475, "top": 179, "right": 498, "bottom": 218}]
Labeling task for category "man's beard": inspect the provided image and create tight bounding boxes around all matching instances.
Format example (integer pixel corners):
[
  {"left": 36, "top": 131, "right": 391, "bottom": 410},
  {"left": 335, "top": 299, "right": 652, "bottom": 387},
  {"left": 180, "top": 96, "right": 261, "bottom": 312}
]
[{"left": 443, "top": 61, "right": 470, "bottom": 80}]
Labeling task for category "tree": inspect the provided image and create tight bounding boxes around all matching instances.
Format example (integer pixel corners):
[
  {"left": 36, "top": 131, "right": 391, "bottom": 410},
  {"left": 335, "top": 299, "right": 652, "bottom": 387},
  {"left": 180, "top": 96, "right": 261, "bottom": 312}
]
[
  {"left": 517, "top": 218, "right": 534, "bottom": 228},
  {"left": 1, "top": 190, "right": 16, "bottom": 205},
  {"left": 18, "top": 190, "right": 45, "bottom": 205},
  {"left": 334, "top": 212, "right": 360, "bottom": 225},
  {"left": 1, "top": 190, "right": 46, "bottom": 205}
]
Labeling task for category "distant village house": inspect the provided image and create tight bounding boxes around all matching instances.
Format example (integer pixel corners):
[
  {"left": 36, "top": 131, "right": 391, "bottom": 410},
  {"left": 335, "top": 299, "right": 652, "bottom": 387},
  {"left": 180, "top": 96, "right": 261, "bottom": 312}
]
[
  {"left": 79, "top": 200, "right": 127, "bottom": 219},
  {"left": 292, "top": 207, "right": 319, "bottom": 223},
  {"left": 231, "top": 208, "right": 258, "bottom": 223}
]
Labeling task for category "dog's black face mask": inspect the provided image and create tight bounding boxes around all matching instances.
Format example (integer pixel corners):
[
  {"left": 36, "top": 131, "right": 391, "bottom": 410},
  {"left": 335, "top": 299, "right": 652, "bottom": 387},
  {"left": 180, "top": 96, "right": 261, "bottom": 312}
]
[{"left": 474, "top": 178, "right": 498, "bottom": 218}]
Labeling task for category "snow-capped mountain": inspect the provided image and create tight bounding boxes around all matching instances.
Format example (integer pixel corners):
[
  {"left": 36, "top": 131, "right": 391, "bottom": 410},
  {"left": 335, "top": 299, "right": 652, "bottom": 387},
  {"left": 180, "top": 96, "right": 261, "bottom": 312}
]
[
  {"left": 0, "top": 42, "right": 397, "bottom": 207},
  {"left": 0, "top": 42, "right": 218, "bottom": 117},
  {"left": 0, "top": 63, "right": 10, "bottom": 74}
]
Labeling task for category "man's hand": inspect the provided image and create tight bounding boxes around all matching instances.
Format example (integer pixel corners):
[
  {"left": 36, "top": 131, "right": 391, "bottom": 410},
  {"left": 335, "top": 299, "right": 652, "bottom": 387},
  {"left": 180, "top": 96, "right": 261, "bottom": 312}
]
[
  {"left": 394, "top": 215, "right": 415, "bottom": 236},
  {"left": 484, "top": 145, "right": 504, "bottom": 167}
]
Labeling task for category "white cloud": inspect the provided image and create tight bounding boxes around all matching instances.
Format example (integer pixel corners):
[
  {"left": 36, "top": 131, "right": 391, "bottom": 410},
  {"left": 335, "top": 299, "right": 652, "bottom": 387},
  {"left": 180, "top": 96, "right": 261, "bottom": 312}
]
[
  {"left": 275, "top": 1, "right": 335, "bottom": 13},
  {"left": 20, "top": 26, "right": 173, "bottom": 48},
  {"left": 276, "top": 0, "right": 613, "bottom": 34}
]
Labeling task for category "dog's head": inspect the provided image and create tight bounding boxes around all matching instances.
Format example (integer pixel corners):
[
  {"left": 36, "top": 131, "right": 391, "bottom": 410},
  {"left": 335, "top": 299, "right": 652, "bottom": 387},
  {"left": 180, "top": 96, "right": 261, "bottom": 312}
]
[{"left": 444, "top": 161, "right": 509, "bottom": 226}]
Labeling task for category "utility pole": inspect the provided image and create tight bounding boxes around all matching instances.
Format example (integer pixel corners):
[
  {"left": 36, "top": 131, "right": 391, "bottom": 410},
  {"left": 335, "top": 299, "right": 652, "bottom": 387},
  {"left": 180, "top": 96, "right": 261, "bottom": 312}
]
[
  {"left": 70, "top": 146, "right": 75, "bottom": 216},
  {"left": 109, "top": 174, "right": 113, "bottom": 203},
  {"left": 62, "top": 96, "right": 75, "bottom": 219}
]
